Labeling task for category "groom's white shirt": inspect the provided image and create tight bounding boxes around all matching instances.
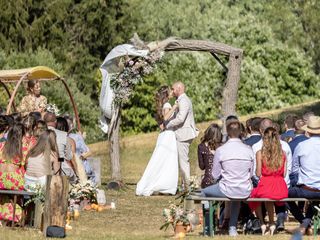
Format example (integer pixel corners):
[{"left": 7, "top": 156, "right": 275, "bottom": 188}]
[{"left": 166, "top": 93, "right": 198, "bottom": 142}]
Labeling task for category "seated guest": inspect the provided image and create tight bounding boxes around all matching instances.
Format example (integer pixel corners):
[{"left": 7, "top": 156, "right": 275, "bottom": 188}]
[
  {"left": 18, "top": 80, "right": 47, "bottom": 116},
  {"left": 0, "top": 124, "right": 33, "bottom": 222},
  {"left": 0, "top": 116, "right": 9, "bottom": 142},
  {"left": 249, "top": 127, "right": 288, "bottom": 235},
  {"left": 252, "top": 118, "right": 292, "bottom": 231},
  {"left": 281, "top": 114, "right": 298, "bottom": 142},
  {"left": 44, "top": 113, "right": 76, "bottom": 183},
  {"left": 56, "top": 117, "right": 86, "bottom": 182},
  {"left": 288, "top": 116, "right": 320, "bottom": 235},
  {"left": 33, "top": 120, "right": 48, "bottom": 138},
  {"left": 222, "top": 115, "right": 238, "bottom": 142},
  {"left": 202, "top": 121, "right": 254, "bottom": 236},
  {"left": 22, "top": 115, "right": 37, "bottom": 147},
  {"left": 198, "top": 123, "right": 222, "bottom": 189},
  {"left": 289, "top": 119, "right": 309, "bottom": 187},
  {"left": 244, "top": 117, "right": 262, "bottom": 146},
  {"left": 302, "top": 111, "right": 315, "bottom": 124},
  {"left": 25, "top": 130, "right": 60, "bottom": 189},
  {"left": 65, "top": 116, "right": 94, "bottom": 183},
  {"left": 28, "top": 111, "right": 42, "bottom": 122}
]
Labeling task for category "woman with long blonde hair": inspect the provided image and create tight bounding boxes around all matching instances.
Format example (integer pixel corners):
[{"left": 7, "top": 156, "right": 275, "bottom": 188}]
[{"left": 249, "top": 127, "right": 288, "bottom": 235}]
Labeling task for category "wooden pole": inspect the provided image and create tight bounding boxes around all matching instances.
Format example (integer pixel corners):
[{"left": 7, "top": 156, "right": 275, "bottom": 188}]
[
  {"left": 109, "top": 108, "right": 122, "bottom": 187},
  {"left": 221, "top": 50, "right": 243, "bottom": 117},
  {"left": 42, "top": 175, "right": 69, "bottom": 236}
]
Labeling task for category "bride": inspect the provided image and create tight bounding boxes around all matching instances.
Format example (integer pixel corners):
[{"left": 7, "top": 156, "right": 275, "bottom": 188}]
[{"left": 136, "top": 86, "right": 179, "bottom": 196}]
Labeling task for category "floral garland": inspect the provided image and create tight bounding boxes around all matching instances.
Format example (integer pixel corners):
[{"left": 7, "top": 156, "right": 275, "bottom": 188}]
[
  {"left": 110, "top": 50, "right": 163, "bottom": 106},
  {"left": 45, "top": 103, "right": 60, "bottom": 115}
]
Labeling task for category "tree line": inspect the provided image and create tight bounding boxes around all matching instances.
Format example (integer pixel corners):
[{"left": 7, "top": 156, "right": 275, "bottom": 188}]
[{"left": 0, "top": 0, "right": 319, "bottom": 143}]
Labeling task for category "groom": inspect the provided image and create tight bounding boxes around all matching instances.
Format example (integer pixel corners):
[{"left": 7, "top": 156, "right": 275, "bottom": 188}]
[{"left": 161, "top": 81, "right": 198, "bottom": 190}]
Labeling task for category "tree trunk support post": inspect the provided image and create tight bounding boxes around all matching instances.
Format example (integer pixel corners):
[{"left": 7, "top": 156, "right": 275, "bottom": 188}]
[
  {"left": 42, "top": 175, "right": 69, "bottom": 236},
  {"left": 108, "top": 108, "right": 122, "bottom": 189}
]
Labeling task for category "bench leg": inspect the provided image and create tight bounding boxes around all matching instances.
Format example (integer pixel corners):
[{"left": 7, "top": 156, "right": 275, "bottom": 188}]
[
  {"left": 11, "top": 195, "right": 17, "bottom": 227},
  {"left": 313, "top": 205, "right": 320, "bottom": 237},
  {"left": 209, "top": 201, "right": 213, "bottom": 237},
  {"left": 208, "top": 201, "right": 219, "bottom": 237}
]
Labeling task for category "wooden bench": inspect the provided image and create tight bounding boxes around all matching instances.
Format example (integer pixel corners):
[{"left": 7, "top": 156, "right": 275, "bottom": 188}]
[
  {"left": 0, "top": 189, "right": 35, "bottom": 227},
  {"left": 187, "top": 194, "right": 320, "bottom": 237}
]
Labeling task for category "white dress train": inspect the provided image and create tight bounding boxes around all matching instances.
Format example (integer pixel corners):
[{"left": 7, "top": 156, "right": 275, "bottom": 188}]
[{"left": 136, "top": 104, "right": 178, "bottom": 196}]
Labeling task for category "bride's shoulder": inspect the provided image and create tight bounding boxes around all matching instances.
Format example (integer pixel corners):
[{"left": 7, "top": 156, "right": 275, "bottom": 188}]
[{"left": 162, "top": 102, "right": 172, "bottom": 109}]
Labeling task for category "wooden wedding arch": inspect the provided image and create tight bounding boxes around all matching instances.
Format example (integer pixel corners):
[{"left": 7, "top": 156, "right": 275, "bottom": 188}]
[
  {"left": 0, "top": 66, "right": 82, "bottom": 132},
  {"left": 109, "top": 36, "right": 243, "bottom": 185}
]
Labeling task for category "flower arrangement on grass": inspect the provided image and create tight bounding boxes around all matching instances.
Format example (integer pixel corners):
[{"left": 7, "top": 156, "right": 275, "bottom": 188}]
[
  {"left": 69, "top": 180, "right": 97, "bottom": 206},
  {"left": 110, "top": 50, "right": 163, "bottom": 106},
  {"left": 160, "top": 203, "right": 190, "bottom": 231}
]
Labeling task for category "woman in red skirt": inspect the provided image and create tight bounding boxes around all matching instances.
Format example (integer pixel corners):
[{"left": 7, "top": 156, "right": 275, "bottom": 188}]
[{"left": 249, "top": 127, "right": 288, "bottom": 235}]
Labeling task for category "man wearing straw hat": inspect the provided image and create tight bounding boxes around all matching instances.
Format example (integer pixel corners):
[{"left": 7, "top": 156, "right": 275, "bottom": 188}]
[{"left": 288, "top": 116, "right": 320, "bottom": 235}]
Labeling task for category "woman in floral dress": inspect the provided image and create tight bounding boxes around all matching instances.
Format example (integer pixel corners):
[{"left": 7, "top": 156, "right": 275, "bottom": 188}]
[
  {"left": 18, "top": 80, "right": 47, "bottom": 116},
  {"left": 0, "top": 123, "right": 34, "bottom": 223}
]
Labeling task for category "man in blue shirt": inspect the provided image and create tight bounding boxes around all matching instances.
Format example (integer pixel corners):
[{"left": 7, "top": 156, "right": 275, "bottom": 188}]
[
  {"left": 289, "top": 118, "right": 309, "bottom": 187},
  {"left": 287, "top": 116, "right": 320, "bottom": 234},
  {"left": 244, "top": 117, "right": 262, "bottom": 146},
  {"left": 281, "top": 114, "right": 298, "bottom": 142}
]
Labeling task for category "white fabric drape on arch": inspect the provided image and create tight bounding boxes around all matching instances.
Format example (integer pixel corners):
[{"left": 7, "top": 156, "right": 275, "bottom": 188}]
[{"left": 99, "top": 44, "right": 149, "bottom": 133}]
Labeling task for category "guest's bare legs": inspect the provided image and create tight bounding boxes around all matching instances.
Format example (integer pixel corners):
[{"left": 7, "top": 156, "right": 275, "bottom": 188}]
[
  {"left": 266, "top": 202, "right": 276, "bottom": 235},
  {"left": 255, "top": 205, "right": 266, "bottom": 235}
]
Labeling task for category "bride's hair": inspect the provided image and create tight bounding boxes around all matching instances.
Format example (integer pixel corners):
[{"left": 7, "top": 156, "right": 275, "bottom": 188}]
[{"left": 155, "top": 86, "right": 170, "bottom": 125}]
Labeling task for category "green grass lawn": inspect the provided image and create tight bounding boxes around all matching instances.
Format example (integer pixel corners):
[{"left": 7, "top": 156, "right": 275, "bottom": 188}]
[{"left": 1, "top": 100, "right": 320, "bottom": 239}]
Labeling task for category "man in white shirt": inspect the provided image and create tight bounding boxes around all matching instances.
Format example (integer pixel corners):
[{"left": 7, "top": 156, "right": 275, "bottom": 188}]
[{"left": 202, "top": 121, "right": 254, "bottom": 236}]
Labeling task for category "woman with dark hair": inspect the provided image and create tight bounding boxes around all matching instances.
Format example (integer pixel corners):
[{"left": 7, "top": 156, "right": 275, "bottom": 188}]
[
  {"left": 56, "top": 117, "right": 69, "bottom": 132},
  {"left": 249, "top": 127, "right": 288, "bottom": 235},
  {"left": 25, "top": 130, "right": 60, "bottom": 188},
  {"left": 22, "top": 115, "right": 37, "bottom": 147},
  {"left": 65, "top": 115, "right": 94, "bottom": 183},
  {"left": 33, "top": 120, "right": 48, "bottom": 138},
  {"left": 18, "top": 80, "right": 47, "bottom": 115},
  {"left": 136, "top": 86, "right": 178, "bottom": 196},
  {"left": 0, "top": 123, "right": 33, "bottom": 223},
  {"left": 55, "top": 117, "right": 83, "bottom": 182},
  {"left": 0, "top": 116, "right": 9, "bottom": 142},
  {"left": 198, "top": 123, "right": 222, "bottom": 188}
]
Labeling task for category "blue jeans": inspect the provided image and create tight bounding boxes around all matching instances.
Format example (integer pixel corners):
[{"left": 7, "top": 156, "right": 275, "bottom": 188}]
[
  {"left": 201, "top": 184, "right": 240, "bottom": 228},
  {"left": 287, "top": 186, "right": 320, "bottom": 228}
]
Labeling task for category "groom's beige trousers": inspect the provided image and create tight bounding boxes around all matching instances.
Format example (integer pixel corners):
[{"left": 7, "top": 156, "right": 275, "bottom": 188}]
[{"left": 177, "top": 139, "right": 193, "bottom": 187}]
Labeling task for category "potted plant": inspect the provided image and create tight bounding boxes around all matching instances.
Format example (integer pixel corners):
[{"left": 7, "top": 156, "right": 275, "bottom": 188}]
[{"left": 160, "top": 203, "right": 191, "bottom": 234}]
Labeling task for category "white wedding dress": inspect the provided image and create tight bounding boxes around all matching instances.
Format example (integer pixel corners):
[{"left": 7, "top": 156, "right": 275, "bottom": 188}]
[{"left": 136, "top": 103, "right": 178, "bottom": 196}]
